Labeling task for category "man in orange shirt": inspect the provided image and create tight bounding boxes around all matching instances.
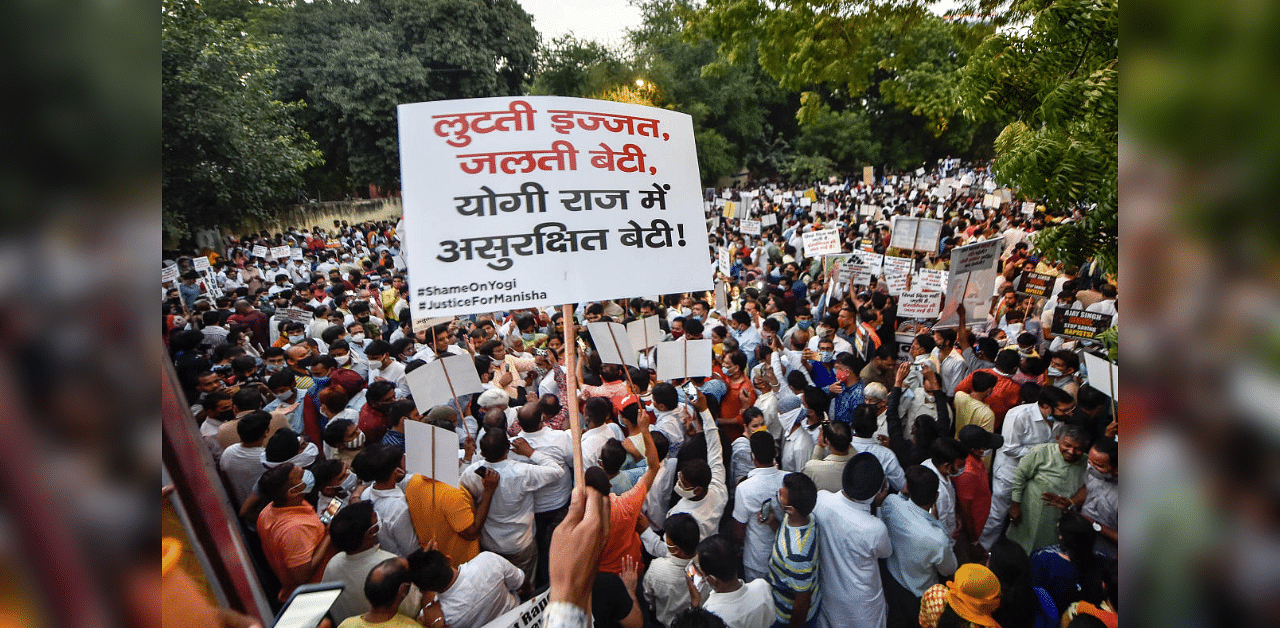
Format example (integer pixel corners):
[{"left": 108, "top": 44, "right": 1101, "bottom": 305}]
[
  {"left": 404, "top": 406, "right": 500, "bottom": 567},
  {"left": 257, "top": 463, "right": 333, "bottom": 601},
  {"left": 597, "top": 409, "right": 660, "bottom": 575}
]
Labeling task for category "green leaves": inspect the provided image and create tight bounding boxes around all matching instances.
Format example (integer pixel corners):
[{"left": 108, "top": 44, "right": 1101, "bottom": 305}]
[{"left": 162, "top": 0, "right": 322, "bottom": 240}]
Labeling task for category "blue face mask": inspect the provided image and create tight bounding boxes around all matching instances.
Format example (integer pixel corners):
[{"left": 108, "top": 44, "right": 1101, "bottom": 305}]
[
  {"left": 311, "top": 376, "right": 330, "bottom": 388},
  {"left": 797, "top": 320, "right": 813, "bottom": 330},
  {"left": 819, "top": 351, "right": 834, "bottom": 362},
  {"left": 302, "top": 469, "right": 316, "bottom": 494},
  {"left": 691, "top": 315, "right": 702, "bottom": 322}
]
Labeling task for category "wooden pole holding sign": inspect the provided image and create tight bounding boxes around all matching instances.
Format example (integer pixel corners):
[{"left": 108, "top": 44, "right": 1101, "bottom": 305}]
[
  {"left": 562, "top": 304, "right": 585, "bottom": 487},
  {"left": 438, "top": 362, "right": 473, "bottom": 441}
]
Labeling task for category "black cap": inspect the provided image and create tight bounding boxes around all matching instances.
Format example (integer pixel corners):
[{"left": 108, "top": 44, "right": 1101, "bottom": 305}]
[
  {"left": 958, "top": 424, "right": 1004, "bottom": 451},
  {"left": 842, "top": 452, "right": 885, "bottom": 501}
]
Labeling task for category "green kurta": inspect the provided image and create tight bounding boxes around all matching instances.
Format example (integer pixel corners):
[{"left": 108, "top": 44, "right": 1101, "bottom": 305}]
[{"left": 1007, "top": 442, "right": 1086, "bottom": 555}]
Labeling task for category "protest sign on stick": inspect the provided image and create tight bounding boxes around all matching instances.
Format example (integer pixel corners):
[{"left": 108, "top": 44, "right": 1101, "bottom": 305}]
[
  {"left": 760, "top": 213, "right": 776, "bottom": 227},
  {"left": 585, "top": 321, "right": 639, "bottom": 369},
  {"left": 251, "top": 245, "right": 268, "bottom": 259},
  {"left": 889, "top": 217, "right": 943, "bottom": 252},
  {"left": 801, "top": 228, "right": 841, "bottom": 257},
  {"left": 270, "top": 246, "right": 291, "bottom": 260},
  {"left": 626, "top": 315, "right": 661, "bottom": 351},
  {"left": 397, "top": 96, "right": 711, "bottom": 321},
  {"left": 655, "top": 340, "right": 714, "bottom": 382},
  {"left": 949, "top": 238, "right": 1004, "bottom": 274},
  {"left": 714, "top": 281, "right": 727, "bottom": 315},
  {"left": 1015, "top": 271, "right": 1055, "bottom": 297},
  {"left": 161, "top": 264, "right": 179, "bottom": 285},
  {"left": 1082, "top": 352, "right": 1118, "bottom": 400},
  {"left": 740, "top": 219, "right": 761, "bottom": 235},
  {"left": 717, "top": 247, "right": 731, "bottom": 277},
  {"left": 404, "top": 420, "right": 461, "bottom": 488},
  {"left": 918, "top": 268, "right": 948, "bottom": 293},
  {"left": 1050, "top": 309, "right": 1113, "bottom": 340},
  {"left": 863, "top": 166, "right": 874, "bottom": 185},
  {"left": 898, "top": 292, "right": 944, "bottom": 319},
  {"left": 404, "top": 352, "right": 484, "bottom": 440}
]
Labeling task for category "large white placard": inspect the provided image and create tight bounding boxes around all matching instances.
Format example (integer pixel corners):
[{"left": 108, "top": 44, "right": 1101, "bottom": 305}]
[
  {"left": 740, "top": 219, "right": 761, "bottom": 235},
  {"left": 1083, "top": 352, "right": 1118, "bottom": 400},
  {"left": 889, "top": 217, "right": 943, "bottom": 252},
  {"left": 398, "top": 96, "right": 712, "bottom": 319},
  {"left": 801, "top": 228, "right": 841, "bottom": 257},
  {"left": 626, "top": 315, "right": 662, "bottom": 351},
  {"left": 270, "top": 245, "right": 291, "bottom": 259},
  {"left": 898, "top": 292, "right": 943, "bottom": 318},
  {"left": 404, "top": 353, "right": 485, "bottom": 423},
  {"left": 586, "top": 321, "right": 638, "bottom": 368},
  {"left": 760, "top": 213, "right": 777, "bottom": 227},
  {"left": 717, "top": 247, "right": 731, "bottom": 277},
  {"left": 655, "top": 339, "right": 714, "bottom": 382},
  {"left": 933, "top": 266, "right": 998, "bottom": 328},
  {"left": 251, "top": 245, "right": 268, "bottom": 259},
  {"left": 918, "top": 268, "right": 949, "bottom": 293},
  {"left": 949, "top": 238, "right": 1005, "bottom": 274},
  {"left": 404, "top": 421, "right": 461, "bottom": 488},
  {"left": 191, "top": 256, "right": 210, "bottom": 271}
]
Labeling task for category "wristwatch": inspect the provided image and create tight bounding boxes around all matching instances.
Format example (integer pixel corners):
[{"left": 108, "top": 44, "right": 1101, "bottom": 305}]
[{"left": 1091, "top": 521, "right": 1102, "bottom": 533}]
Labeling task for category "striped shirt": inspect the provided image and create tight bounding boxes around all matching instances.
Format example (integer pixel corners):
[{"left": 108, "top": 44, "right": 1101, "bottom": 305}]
[{"left": 768, "top": 515, "right": 821, "bottom": 626}]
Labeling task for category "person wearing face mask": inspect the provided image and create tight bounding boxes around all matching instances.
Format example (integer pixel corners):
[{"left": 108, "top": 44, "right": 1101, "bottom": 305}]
[
  {"left": 800, "top": 337, "right": 838, "bottom": 389},
  {"left": 811, "top": 452, "right": 892, "bottom": 628},
  {"left": 328, "top": 339, "right": 370, "bottom": 381},
  {"left": 921, "top": 438, "right": 970, "bottom": 542},
  {"left": 219, "top": 411, "right": 274, "bottom": 508},
  {"left": 805, "top": 314, "right": 853, "bottom": 357},
  {"left": 951, "top": 426, "right": 1003, "bottom": 560},
  {"left": 1045, "top": 350, "right": 1081, "bottom": 399},
  {"left": 346, "top": 300, "right": 385, "bottom": 339},
  {"left": 666, "top": 390, "right": 727, "bottom": 541},
  {"left": 323, "top": 418, "right": 367, "bottom": 465},
  {"left": 980, "top": 385, "right": 1076, "bottom": 550},
  {"left": 1041, "top": 436, "right": 1117, "bottom": 561},
  {"left": 255, "top": 462, "right": 334, "bottom": 601},
  {"left": 261, "top": 346, "right": 288, "bottom": 375},
  {"left": 1005, "top": 425, "right": 1092, "bottom": 555},
  {"left": 323, "top": 502, "right": 425, "bottom": 623},
  {"left": 349, "top": 444, "right": 420, "bottom": 557},
  {"left": 364, "top": 340, "right": 407, "bottom": 392}
]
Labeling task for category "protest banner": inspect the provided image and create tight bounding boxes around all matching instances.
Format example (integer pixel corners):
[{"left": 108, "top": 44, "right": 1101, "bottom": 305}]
[
  {"left": 161, "top": 264, "right": 179, "bottom": 284},
  {"left": 889, "top": 217, "right": 943, "bottom": 252},
  {"left": 404, "top": 353, "right": 484, "bottom": 438},
  {"left": 918, "top": 268, "right": 948, "bottom": 292},
  {"left": 1022, "top": 200, "right": 1036, "bottom": 216},
  {"left": 585, "top": 321, "right": 639, "bottom": 368},
  {"left": 713, "top": 281, "right": 727, "bottom": 314},
  {"left": 740, "top": 219, "right": 761, "bottom": 235},
  {"left": 801, "top": 228, "right": 841, "bottom": 257},
  {"left": 859, "top": 204, "right": 878, "bottom": 217},
  {"left": 822, "top": 253, "right": 851, "bottom": 282},
  {"left": 971, "top": 207, "right": 985, "bottom": 221},
  {"left": 760, "top": 213, "right": 776, "bottom": 227},
  {"left": 717, "top": 247, "right": 731, "bottom": 277},
  {"left": 847, "top": 252, "right": 882, "bottom": 285},
  {"left": 397, "top": 96, "right": 711, "bottom": 321},
  {"left": 934, "top": 266, "right": 998, "bottom": 328},
  {"left": 275, "top": 307, "right": 314, "bottom": 326},
  {"left": 723, "top": 200, "right": 737, "bottom": 219},
  {"left": 290, "top": 247, "right": 304, "bottom": 260},
  {"left": 270, "top": 245, "right": 290, "bottom": 259},
  {"left": 478, "top": 592, "right": 550, "bottom": 628},
  {"left": 191, "top": 256, "right": 210, "bottom": 272},
  {"left": 949, "top": 238, "right": 1004, "bottom": 274},
  {"left": 404, "top": 421, "right": 461, "bottom": 488},
  {"left": 915, "top": 167, "right": 925, "bottom": 176},
  {"left": 251, "top": 245, "right": 268, "bottom": 259},
  {"left": 626, "top": 315, "right": 661, "bottom": 351},
  {"left": 1082, "top": 352, "right": 1118, "bottom": 400},
  {"left": 800, "top": 196, "right": 812, "bottom": 208},
  {"left": 656, "top": 339, "right": 714, "bottom": 382},
  {"left": 1015, "top": 271, "right": 1055, "bottom": 297},
  {"left": 1051, "top": 309, "right": 1114, "bottom": 340},
  {"left": 898, "top": 292, "right": 943, "bottom": 318}
]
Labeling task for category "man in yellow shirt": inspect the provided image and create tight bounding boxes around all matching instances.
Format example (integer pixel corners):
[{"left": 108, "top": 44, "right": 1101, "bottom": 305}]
[{"left": 953, "top": 371, "right": 997, "bottom": 468}]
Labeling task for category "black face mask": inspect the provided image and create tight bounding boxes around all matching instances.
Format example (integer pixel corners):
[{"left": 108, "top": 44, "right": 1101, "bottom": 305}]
[{"left": 215, "top": 410, "right": 235, "bottom": 422}]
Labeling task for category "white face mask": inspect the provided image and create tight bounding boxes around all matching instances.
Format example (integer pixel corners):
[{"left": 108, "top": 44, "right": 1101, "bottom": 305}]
[
  {"left": 335, "top": 354, "right": 351, "bottom": 366},
  {"left": 274, "top": 390, "right": 294, "bottom": 403},
  {"left": 288, "top": 334, "right": 306, "bottom": 345},
  {"left": 1046, "top": 366, "right": 1064, "bottom": 378},
  {"left": 674, "top": 483, "right": 698, "bottom": 500},
  {"left": 351, "top": 333, "right": 366, "bottom": 343}
]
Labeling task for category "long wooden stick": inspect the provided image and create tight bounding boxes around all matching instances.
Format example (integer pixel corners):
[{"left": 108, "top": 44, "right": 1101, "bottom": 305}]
[
  {"left": 440, "top": 362, "right": 473, "bottom": 441},
  {"left": 563, "top": 304, "right": 585, "bottom": 487}
]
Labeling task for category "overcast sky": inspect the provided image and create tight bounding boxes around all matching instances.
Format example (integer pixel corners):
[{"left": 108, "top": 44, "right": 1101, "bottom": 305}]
[{"left": 519, "top": 0, "right": 644, "bottom": 48}]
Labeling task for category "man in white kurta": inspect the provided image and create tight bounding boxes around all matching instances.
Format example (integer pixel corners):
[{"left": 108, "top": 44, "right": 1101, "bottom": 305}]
[{"left": 812, "top": 452, "right": 893, "bottom": 628}]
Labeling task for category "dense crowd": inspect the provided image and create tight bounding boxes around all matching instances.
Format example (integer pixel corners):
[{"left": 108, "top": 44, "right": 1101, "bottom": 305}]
[{"left": 164, "top": 159, "right": 1118, "bottom": 628}]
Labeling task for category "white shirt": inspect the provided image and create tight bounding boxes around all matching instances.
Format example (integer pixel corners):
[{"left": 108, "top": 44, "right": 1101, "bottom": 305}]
[
  {"left": 921, "top": 460, "right": 959, "bottom": 540},
  {"left": 369, "top": 359, "right": 408, "bottom": 392},
  {"left": 365, "top": 485, "right": 420, "bottom": 557},
  {"left": 581, "top": 423, "right": 625, "bottom": 471},
  {"left": 849, "top": 437, "right": 906, "bottom": 492},
  {"left": 807, "top": 334, "right": 854, "bottom": 356},
  {"left": 323, "top": 546, "right": 422, "bottom": 622},
  {"left": 667, "top": 409, "right": 728, "bottom": 540},
  {"left": 653, "top": 407, "right": 687, "bottom": 457},
  {"left": 732, "top": 466, "right": 786, "bottom": 579},
  {"left": 644, "top": 554, "right": 701, "bottom": 628},
  {"left": 458, "top": 453, "right": 564, "bottom": 554},
  {"left": 753, "top": 391, "right": 782, "bottom": 440},
  {"left": 218, "top": 444, "right": 265, "bottom": 506},
  {"left": 994, "top": 402, "right": 1055, "bottom": 489},
  {"left": 514, "top": 427, "right": 574, "bottom": 512},
  {"left": 704, "top": 579, "right": 775, "bottom": 628},
  {"left": 878, "top": 494, "right": 957, "bottom": 597},
  {"left": 436, "top": 552, "right": 523, "bottom": 628},
  {"left": 641, "top": 458, "right": 677, "bottom": 533},
  {"left": 780, "top": 408, "right": 815, "bottom": 473},
  {"left": 813, "top": 491, "right": 892, "bottom": 628},
  {"left": 1086, "top": 298, "right": 1118, "bottom": 327}
]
